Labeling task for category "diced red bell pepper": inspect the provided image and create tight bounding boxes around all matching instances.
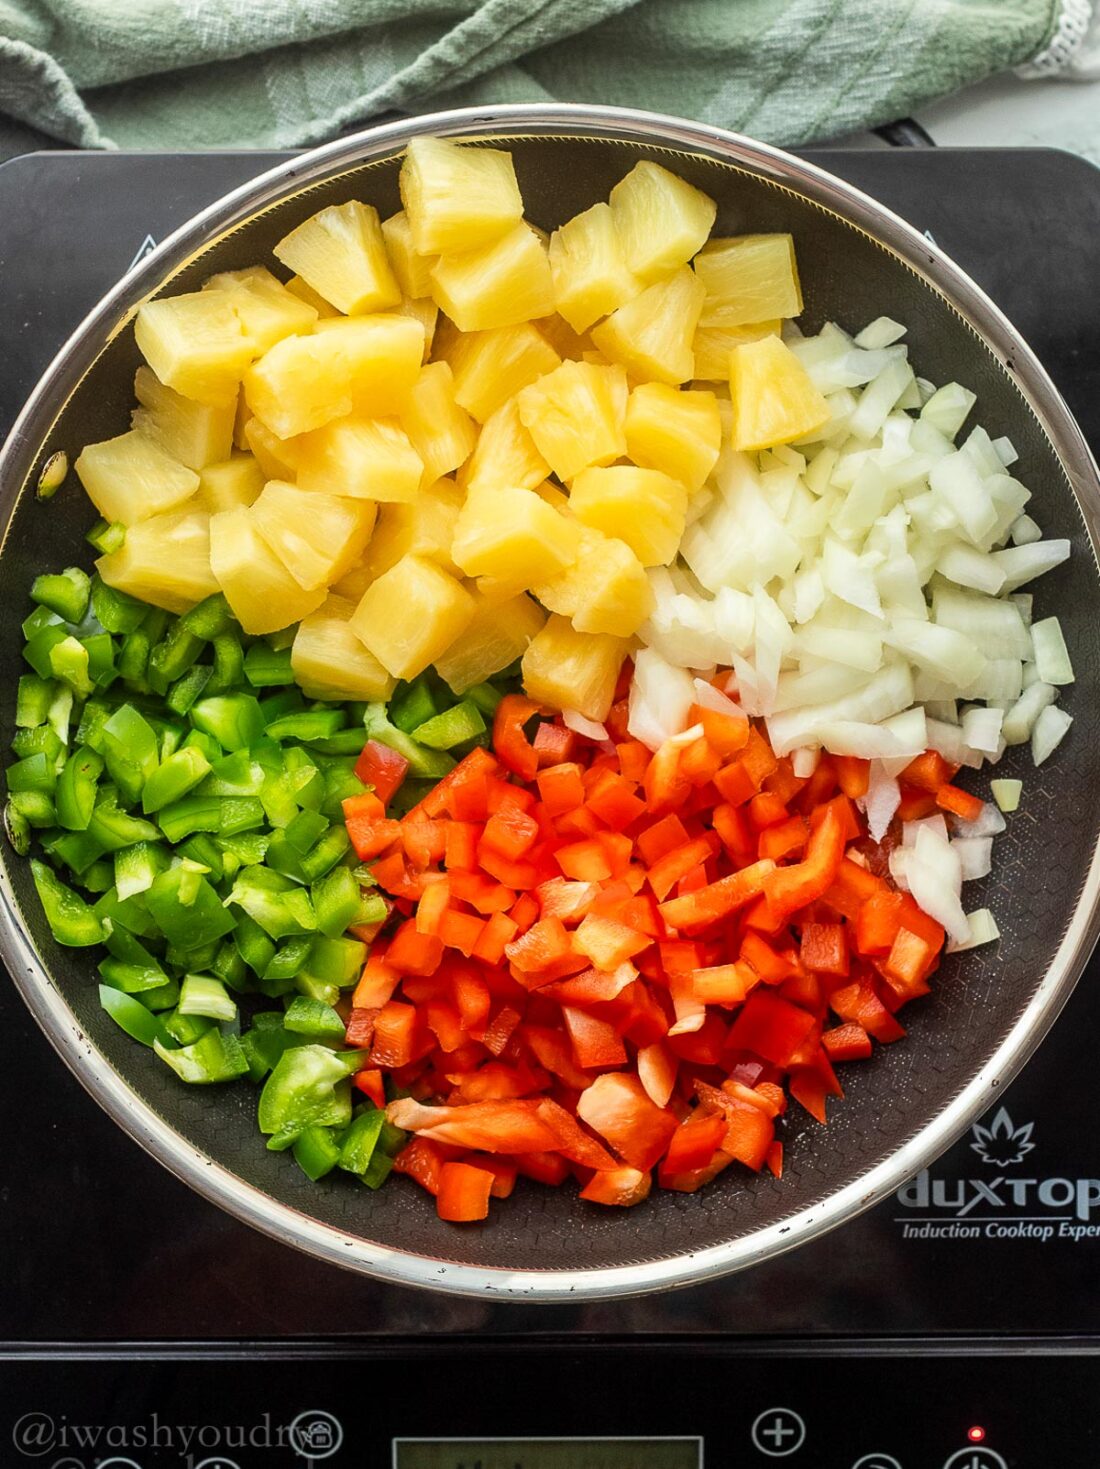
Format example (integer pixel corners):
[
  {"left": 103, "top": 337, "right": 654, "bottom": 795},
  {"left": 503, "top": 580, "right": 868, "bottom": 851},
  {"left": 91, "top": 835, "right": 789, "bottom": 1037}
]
[
  {"left": 658, "top": 858, "right": 776, "bottom": 934},
  {"left": 537, "top": 876, "right": 599, "bottom": 923},
  {"left": 388, "top": 919, "right": 444, "bottom": 976},
  {"left": 662, "top": 1112, "right": 728, "bottom": 1174},
  {"left": 822, "top": 1021, "right": 873, "bottom": 1062},
  {"left": 901, "top": 749, "right": 954, "bottom": 793},
  {"left": 572, "top": 912, "right": 651, "bottom": 969},
  {"left": 636, "top": 1040, "right": 678, "bottom": 1108},
  {"left": 762, "top": 802, "right": 846, "bottom": 923},
  {"left": 562, "top": 1005, "right": 627, "bottom": 1069},
  {"left": 353, "top": 951, "right": 400, "bottom": 1009},
  {"left": 532, "top": 721, "right": 576, "bottom": 767},
  {"left": 536, "top": 1098, "right": 618, "bottom": 1170},
  {"left": 370, "top": 1000, "right": 421, "bottom": 1068},
  {"left": 580, "top": 1164, "right": 652, "bottom": 1206},
  {"left": 832, "top": 755, "right": 870, "bottom": 799},
  {"left": 354, "top": 739, "right": 410, "bottom": 805},
  {"left": 536, "top": 762, "right": 586, "bottom": 815},
  {"left": 515, "top": 1150, "right": 572, "bottom": 1186},
  {"left": 800, "top": 921, "right": 849, "bottom": 977},
  {"left": 691, "top": 961, "right": 757, "bottom": 1007},
  {"left": 345, "top": 1007, "right": 379, "bottom": 1049},
  {"left": 586, "top": 770, "right": 646, "bottom": 830},
  {"left": 409, "top": 746, "right": 499, "bottom": 820},
  {"left": 636, "top": 813, "right": 691, "bottom": 866},
  {"left": 726, "top": 990, "right": 817, "bottom": 1068},
  {"left": 935, "top": 783, "right": 985, "bottom": 822},
  {"left": 353, "top": 1067, "right": 386, "bottom": 1108},
  {"left": 393, "top": 1136, "right": 448, "bottom": 1195},
  {"left": 387, "top": 1096, "right": 560, "bottom": 1153},
  {"left": 493, "top": 694, "right": 543, "bottom": 781},
  {"left": 556, "top": 837, "right": 614, "bottom": 882},
  {"left": 444, "top": 821, "right": 480, "bottom": 872},
  {"left": 697, "top": 706, "right": 750, "bottom": 758},
  {"left": 481, "top": 802, "right": 540, "bottom": 862},
  {"left": 471, "top": 910, "right": 519, "bottom": 965},
  {"left": 576, "top": 1072, "right": 679, "bottom": 1172},
  {"left": 643, "top": 740, "right": 691, "bottom": 814},
  {"left": 436, "top": 1161, "right": 495, "bottom": 1221},
  {"left": 647, "top": 833, "right": 719, "bottom": 902}
]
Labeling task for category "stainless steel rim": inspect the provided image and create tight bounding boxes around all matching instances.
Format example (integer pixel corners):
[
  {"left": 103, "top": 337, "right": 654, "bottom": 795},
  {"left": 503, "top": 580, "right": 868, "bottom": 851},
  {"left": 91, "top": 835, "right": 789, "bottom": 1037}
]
[{"left": 2, "top": 103, "right": 1099, "bottom": 1301}]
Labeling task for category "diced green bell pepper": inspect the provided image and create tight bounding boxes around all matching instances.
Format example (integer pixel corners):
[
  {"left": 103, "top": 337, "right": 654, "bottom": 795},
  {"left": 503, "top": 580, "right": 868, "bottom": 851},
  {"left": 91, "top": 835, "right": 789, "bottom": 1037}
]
[
  {"left": 412, "top": 699, "right": 486, "bottom": 750},
  {"left": 114, "top": 839, "right": 169, "bottom": 901},
  {"left": 338, "top": 1107, "right": 385, "bottom": 1177},
  {"left": 31, "top": 859, "right": 105, "bottom": 946},
  {"left": 99, "top": 983, "right": 174, "bottom": 1047},
  {"left": 15, "top": 674, "right": 54, "bottom": 728},
  {"left": 257, "top": 1043, "right": 363, "bottom": 1148},
  {"left": 101, "top": 704, "right": 160, "bottom": 806},
  {"left": 153, "top": 1027, "right": 249, "bottom": 1083},
  {"left": 292, "top": 1125, "right": 342, "bottom": 1181},
  {"left": 142, "top": 745, "right": 212, "bottom": 813},
  {"left": 55, "top": 747, "right": 104, "bottom": 831},
  {"left": 390, "top": 677, "right": 439, "bottom": 734},
  {"left": 227, "top": 866, "right": 316, "bottom": 939},
  {"left": 86, "top": 519, "right": 127, "bottom": 555},
  {"left": 31, "top": 566, "right": 90, "bottom": 626},
  {"left": 284, "top": 995, "right": 345, "bottom": 1041},
  {"left": 311, "top": 864, "right": 362, "bottom": 939},
  {"left": 244, "top": 644, "right": 295, "bottom": 687},
  {"left": 145, "top": 865, "right": 236, "bottom": 947},
  {"left": 180, "top": 592, "right": 234, "bottom": 641},
  {"left": 362, "top": 703, "right": 455, "bottom": 779},
  {"left": 191, "top": 693, "right": 265, "bottom": 752},
  {"left": 178, "top": 972, "right": 238, "bottom": 1022},
  {"left": 90, "top": 575, "right": 146, "bottom": 634}
]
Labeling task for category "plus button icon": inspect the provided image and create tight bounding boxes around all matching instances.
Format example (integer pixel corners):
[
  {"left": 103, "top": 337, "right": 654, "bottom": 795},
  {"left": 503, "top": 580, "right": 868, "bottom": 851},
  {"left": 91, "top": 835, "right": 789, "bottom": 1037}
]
[{"left": 752, "top": 1407, "right": 808, "bottom": 1457}]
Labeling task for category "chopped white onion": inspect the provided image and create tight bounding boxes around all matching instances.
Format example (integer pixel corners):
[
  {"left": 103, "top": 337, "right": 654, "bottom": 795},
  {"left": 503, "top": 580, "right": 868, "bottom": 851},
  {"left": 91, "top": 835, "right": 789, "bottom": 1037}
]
[
  {"left": 1032, "top": 704, "right": 1073, "bottom": 766},
  {"left": 562, "top": 709, "right": 609, "bottom": 742},
  {"left": 952, "top": 836, "right": 993, "bottom": 881},
  {"left": 946, "top": 908, "right": 1000, "bottom": 953},
  {"left": 990, "top": 778, "right": 1022, "bottom": 813}
]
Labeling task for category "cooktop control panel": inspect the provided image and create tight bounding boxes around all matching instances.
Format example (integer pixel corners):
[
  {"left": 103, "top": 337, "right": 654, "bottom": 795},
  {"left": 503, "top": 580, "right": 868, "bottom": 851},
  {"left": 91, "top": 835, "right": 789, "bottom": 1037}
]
[{"left": 0, "top": 1347, "right": 1094, "bottom": 1467}]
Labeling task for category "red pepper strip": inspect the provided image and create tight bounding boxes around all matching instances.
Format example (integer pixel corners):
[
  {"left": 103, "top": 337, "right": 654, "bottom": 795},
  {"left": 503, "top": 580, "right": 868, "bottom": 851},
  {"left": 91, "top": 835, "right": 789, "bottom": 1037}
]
[
  {"left": 658, "top": 858, "right": 776, "bottom": 934},
  {"left": 408, "top": 746, "right": 500, "bottom": 820},
  {"left": 935, "top": 783, "right": 985, "bottom": 822},
  {"left": 536, "top": 1098, "right": 618, "bottom": 1170},
  {"left": 354, "top": 739, "right": 410, "bottom": 805},
  {"left": 493, "top": 694, "right": 543, "bottom": 781},
  {"left": 762, "top": 802, "right": 846, "bottom": 923},
  {"left": 393, "top": 1136, "right": 448, "bottom": 1195},
  {"left": 387, "top": 1097, "right": 561, "bottom": 1154}
]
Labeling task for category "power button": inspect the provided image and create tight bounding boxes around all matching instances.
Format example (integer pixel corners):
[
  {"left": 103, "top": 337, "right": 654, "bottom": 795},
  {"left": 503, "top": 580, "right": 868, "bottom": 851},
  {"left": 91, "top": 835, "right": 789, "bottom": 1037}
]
[{"left": 942, "top": 1449, "right": 1008, "bottom": 1469}]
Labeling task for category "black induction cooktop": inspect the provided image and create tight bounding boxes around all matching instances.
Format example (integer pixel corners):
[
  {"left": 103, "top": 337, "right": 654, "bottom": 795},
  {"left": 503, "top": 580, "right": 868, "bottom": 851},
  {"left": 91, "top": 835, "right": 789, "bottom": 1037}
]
[{"left": 0, "top": 145, "right": 1098, "bottom": 1469}]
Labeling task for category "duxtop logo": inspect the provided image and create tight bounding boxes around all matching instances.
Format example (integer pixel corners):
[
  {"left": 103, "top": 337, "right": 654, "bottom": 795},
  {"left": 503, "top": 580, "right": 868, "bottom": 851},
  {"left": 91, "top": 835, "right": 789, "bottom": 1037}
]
[
  {"left": 969, "top": 1107, "right": 1036, "bottom": 1167},
  {"left": 894, "top": 1104, "right": 1100, "bottom": 1243}
]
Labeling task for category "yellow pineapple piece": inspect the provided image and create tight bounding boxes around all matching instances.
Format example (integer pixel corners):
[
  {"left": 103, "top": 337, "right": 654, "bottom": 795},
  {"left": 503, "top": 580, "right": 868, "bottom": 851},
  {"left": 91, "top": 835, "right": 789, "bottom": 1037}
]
[
  {"left": 350, "top": 553, "right": 476, "bottom": 680},
  {"left": 134, "top": 290, "right": 253, "bottom": 407},
  {"left": 381, "top": 210, "right": 437, "bottom": 299},
  {"left": 202, "top": 266, "right": 318, "bottom": 352},
  {"left": 273, "top": 201, "right": 401, "bottom": 316},
  {"left": 591, "top": 266, "right": 705, "bottom": 385},
  {"left": 521, "top": 615, "right": 628, "bottom": 722},
  {"left": 250, "top": 480, "right": 377, "bottom": 591},
  {"left": 292, "top": 594, "right": 397, "bottom": 701},
  {"left": 460, "top": 396, "right": 549, "bottom": 494},
  {"left": 625, "top": 382, "right": 721, "bottom": 492},
  {"left": 548, "top": 202, "right": 642, "bottom": 333},
  {"left": 96, "top": 509, "right": 219, "bottom": 614},
  {"left": 296, "top": 416, "right": 422, "bottom": 502},
  {"left": 534, "top": 313, "right": 593, "bottom": 361},
  {"left": 395, "top": 295, "right": 439, "bottom": 358},
  {"left": 233, "top": 393, "right": 253, "bottom": 450},
  {"left": 532, "top": 526, "right": 653, "bottom": 638},
  {"left": 695, "top": 234, "right": 803, "bottom": 327},
  {"left": 131, "top": 365, "right": 236, "bottom": 472},
  {"left": 451, "top": 486, "right": 581, "bottom": 588},
  {"left": 244, "top": 417, "right": 303, "bottom": 481},
  {"left": 399, "top": 135, "right": 524, "bottom": 255},
  {"left": 400, "top": 361, "right": 478, "bottom": 486},
  {"left": 244, "top": 314, "right": 424, "bottom": 437},
  {"left": 569, "top": 465, "right": 687, "bottom": 567},
  {"left": 330, "top": 562, "right": 375, "bottom": 602},
  {"left": 435, "top": 591, "right": 546, "bottom": 694},
  {"left": 208, "top": 506, "right": 326, "bottom": 634},
  {"left": 608, "top": 162, "right": 716, "bottom": 283},
  {"left": 692, "top": 319, "right": 780, "bottom": 381},
  {"left": 76, "top": 430, "right": 199, "bottom": 525},
  {"left": 196, "top": 453, "right": 265, "bottom": 513},
  {"left": 729, "top": 334, "right": 830, "bottom": 451},
  {"left": 516, "top": 359, "right": 627, "bottom": 482},
  {"left": 448, "top": 323, "right": 561, "bottom": 423},
  {"left": 430, "top": 224, "right": 554, "bottom": 333},
  {"left": 363, "top": 477, "right": 464, "bottom": 580},
  {"left": 285, "top": 274, "right": 340, "bottom": 318}
]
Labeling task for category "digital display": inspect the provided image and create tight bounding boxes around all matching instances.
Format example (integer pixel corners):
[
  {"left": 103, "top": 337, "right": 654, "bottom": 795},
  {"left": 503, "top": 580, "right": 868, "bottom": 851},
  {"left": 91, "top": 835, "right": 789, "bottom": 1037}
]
[{"left": 394, "top": 1438, "right": 702, "bottom": 1469}]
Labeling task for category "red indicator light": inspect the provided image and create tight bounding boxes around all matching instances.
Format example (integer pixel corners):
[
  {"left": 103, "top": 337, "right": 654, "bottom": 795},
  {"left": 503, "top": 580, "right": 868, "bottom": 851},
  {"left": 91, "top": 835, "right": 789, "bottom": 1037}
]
[{"left": 968, "top": 1427, "right": 986, "bottom": 1443}]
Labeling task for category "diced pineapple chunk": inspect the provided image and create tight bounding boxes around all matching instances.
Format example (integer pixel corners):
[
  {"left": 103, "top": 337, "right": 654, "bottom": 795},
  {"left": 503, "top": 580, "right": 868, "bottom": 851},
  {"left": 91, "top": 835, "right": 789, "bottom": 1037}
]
[
  {"left": 285, "top": 274, "right": 340, "bottom": 318},
  {"left": 330, "top": 562, "right": 375, "bottom": 602},
  {"left": 202, "top": 266, "right": 318, "bottom": 352},
  {"left": 233, "top": 393, "right": 253, "bottom": 450},
  {"left": 196, "top": 453, "right": 265, "bottom": 513},
  {"left": 695, "top": 234, "right": 803, "bottom": 327},
  {"left": 430, "top": 224, "right": 554, "bottom": 333},
  {"left": 244, "top": 417, "right": 303, "bottom": 481},
  {"left": 516, "top": 360, "right": 627, "bottom": 482},
  {"left": 399, "top": 136, "right": 524, "bottom": 255},
  {"left": 395, "top": 295, "right": 439, "bottom": 357},
  {"left": 381, "top": 210, "right": 437, "bottom": 299},
  {"left": 292, "top": 595, "right": 397, "bottom": 701},
  {"left": 591, "top": 266, "right": 705, "bottom": 385},
  {"left": 350, "top": 553, "right": 476, "bottom": 680},
  {"left": 400, "top": 361, "right": 478, "bottom": 486},
  {"left": 134, "top": 290, "right": 254, "bottom": 407},
  {"left": 435, "top": 591, "right": 546, "bottom": 693},
  {"left": 548, "top": 202, "right": 641, "bottom": 333},
  {"left": 608, "top": 161, "right": 716, "bottom": 282},
  {"left": 363, "top": 477, "right": 463, "bottom": 580},
  {"left": 244, "top": 314, "right": 423, "bottom": 437},
  {"left": 729, "top": 334, "right": 830, "bottom": 451},
  {"left": 535, "top": 313, "right": 594, "bottom": 362},
  {"left": 692, "top": 320, "right": 780, "bottom": 381},
  {"left": 533, "top": 526, "right": 653, "bottom": 638},
  {"left": 451, "top": 486, "right": 582, "bottom": 587},
  {"left": 569, "top": 465, "right": 687, "bottom": 567},
  {"left": 460, "top": 396, "right": 549, "bottom": 494},
  {"left": 522, "top": 615, "right": 628, "bottom": 722},
  {"left": 296, "top": 417, "right": 422, "bottom": 502},
  {"left": 625, "top": 382, "right": 721, "bottom": 492},
  {"left": 250, "top": 480, "right": 376, "bottom": 590},
  {"left": 131, "top": 365, "right": 235, "bottom": 471},
  {"left": 96, "top": 509, "right": 219, "bottom": 614},
  {"left": 76, "top": 430, "right": 199, "bottom": 525},
  {"left": 208, "top": 506, "right": 326, "bottom": 634},
  {"left": 273, "top": 201, "right": 401, "bottom": 316},
  {"left": 447, "top": 323, "right": 561, "bottom": 423}
]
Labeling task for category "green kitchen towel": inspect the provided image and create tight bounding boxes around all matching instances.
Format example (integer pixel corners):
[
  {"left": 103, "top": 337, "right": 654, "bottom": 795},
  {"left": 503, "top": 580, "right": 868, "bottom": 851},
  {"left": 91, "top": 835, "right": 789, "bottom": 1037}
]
[{"left": 0, "top": 0, "right": 1073, "bottom": 162}]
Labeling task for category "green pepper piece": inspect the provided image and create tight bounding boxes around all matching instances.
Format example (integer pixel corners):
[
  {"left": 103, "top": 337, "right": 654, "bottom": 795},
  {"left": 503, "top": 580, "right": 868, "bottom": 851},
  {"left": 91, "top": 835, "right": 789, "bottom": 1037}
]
[
  {"left": 177, "top": 592, "right": 232, "bottom": 640},
  {"left": 390, "top": 677, "right": 439, "bottom": 734},
  {"left": 154, "top": 1027, "right": 249, "bottom": 1083},
  {"left": 263, "top": 934, "right": 316, "bottom": 982},
  {"left": 284, "top": 995, "right": 345, "bottom": 1041},
  {"left": 165, "top": 663, "right": 212, "bottom": 717},
  {"left": 83, "top": 632, "right": 118, "bottom": 690},
  {"left": 15, "top": 675, "right": 54, "bottom": 729},
  {"left": 258, "top": 1043, "right": 363, "bottom": 1149},
  {"left": 142, "top": 745, "right": 212, "bottom": 814},
  {"left": 177, "top": 833, "right": 225, "bottom": 883},
  {"left": 11, "top": 725, "right": 64, "bottom": 762},
  {"left": 148, "top": 622, "right": 203, "bottom": 696},
  {"left": 178, "top": 973, "right": 238, "bottom": 1022},
  {"left": 212, "top": 938, "right": 248, "bottom": 992},
  {"left": 114, "top": 839, "right": 168, "bottom": 901},
  {"left": 75, "top": 699, "right": 112, "bottom": 755},
  {"left": 240, "top": 1015, "right": 296, "bottom": 1083},
  {"left": 101, "top": 704, "right": 160, "bottom": 806},
  {"left": 48, "top": 635, "right": 94, "bottom": 697},
  {"left": 4, "top": 801, "right": 31, "bottom": 855},
  {"left": 47, "top": 685, "right": 74, "bottom": 747},
  {"left": 87, "top": 792, "right": 161, "bottom": 853},
  {"left": 244, "top": 644, "right": 296, "bottom": 687},
  {"left": 217, "top": 830, "right": 269, "bottom": 866},
  {"left": 259, "top": 768, "right": 299, "bottom": 830},
  {"left": 411, "top": 699, "right": 486, "bottom": 750},
  {"left": 56, "top": 748, "right": 104, "bottom": 832},
  {"left": 22, "top": 605, "right": 63, "bottom": 640},
  {"left": 204, "top": 632, "right": 245, "bottom": 695},
  {"left": 199, "top": 748, "right": 262, "bottom": 797},
  {"left": 155, "top": 794, "right": 223, "bottom": 844},
  {"left": 264, "top": 709, "right": 347, "bottom": 742},
  {"left": 362, "top": 703, "right": 455, "bottom": 780},
  {"left": 191, "top": 693, "right": 265, "bottom": 752},
  {"left": 234, "top": 910, "right": 277, "bottom": 975},
  {"left": 45, "top": 827, "right": 108, "bottom": 877},
  {"left": 138, "top": 976, "right": 180, "bottom": 1012},
  {"left": 94, "top": 885, "right": 160, "bottom": 939},
  {"left": 302, "top": 934, "right": 366, "bottom": 989},
  {"left": 305, "top": 729, "right": 373, "bottom": 757},
  {"left": 8, "top": 752, "right": 57, "bottom": 795},
  {"left": 292, "top": 1125, "right": 342, "bottom": 1181},
  {"left": 86, "top": 519, "right": 127, "bottom": 555},
  {"left": 30, "top": 859, "right": 105, "bottom": 946},
  {"left": 284, "top": 808, "right": 329, "bottom": 855},
  {"left": 163, "top": 1010, "right": 214, "bottom": 1046},
  {"left": 31, "top": 567, "right": 91, "bottom": 625},
  {"left": 117, "top": 625, "right": 154, "bottom": 685},
  {"left": 103, "top": 920, "right": 164, "bottom": 966},
  {"left": 22, "top": 625, "right": 68, "bottom": 683},
  {"left": 145, "top": 866, "right": 236, "bottom": 947},
  {"left": 466, "top": 681, "right": 505, "bottom": 717},
  {"left": 81, "top": 860, "right": 116, "bottom": 895},
  {"left": 98, "top": 953, "right": 168, "bottom": 994},
  {"left": 298, "top": 824, "right": 351, "bottom": 882},
  {"left": 310, "top": 865, "right": 361, "bottom": 940},
  {"left": 182, "top": 728, "right": 222, "bottom": 765},
  {"left": 99, "top": 983, "right": 174, "bottom": 1048},
  {"left": 338, "top": 1107, "right": 385, "bottom": 1176},
  {"left": 9, "top": 788, "right": 57, "bottom": 829},
  {"left": 165, "top": 937, "right": 221, "bottom": 972},
  {"left": 90, "top": 576, "right": 146, "bottom": 635},
  {"left": 361, "top": 1149, "right": 395, "bottom": 1190}
]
